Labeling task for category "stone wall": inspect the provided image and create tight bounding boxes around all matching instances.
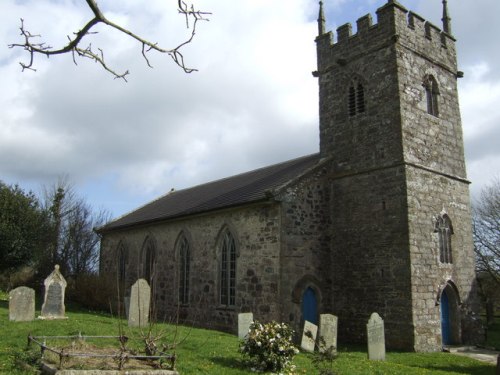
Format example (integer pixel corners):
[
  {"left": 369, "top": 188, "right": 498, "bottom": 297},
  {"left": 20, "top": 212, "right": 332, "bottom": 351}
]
[
  {"left": 406, "top": 166, "right": 479, "bottom": 351},
  {"left": 329, "top": 166, "right": 414, "bottom": 350},
  {"left": 100, "top": 202, "right": 283, "bottom": 333},
  {"left": 277, "top": 162, "right": 332, "bottom": 335}
]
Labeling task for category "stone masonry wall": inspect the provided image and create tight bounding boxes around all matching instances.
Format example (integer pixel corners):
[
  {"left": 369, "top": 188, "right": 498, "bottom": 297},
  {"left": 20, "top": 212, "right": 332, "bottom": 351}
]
[
  {"left": 277, "top": 162, "right": 332, "bottom": 336},
  {"left": 329, "top": 166, "right": 414, "bottom": 350},
  {"left": 100, "top": 202, "right": 283, "bottom": 334},
  {"left": 406, "top": 167, "right": 479, "bottom": 352}
]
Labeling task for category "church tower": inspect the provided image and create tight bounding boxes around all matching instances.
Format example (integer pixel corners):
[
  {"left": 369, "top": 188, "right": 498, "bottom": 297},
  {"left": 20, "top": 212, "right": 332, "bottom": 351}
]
[{"left": 315, "top": 1, "right": 481, "bottom": 351}]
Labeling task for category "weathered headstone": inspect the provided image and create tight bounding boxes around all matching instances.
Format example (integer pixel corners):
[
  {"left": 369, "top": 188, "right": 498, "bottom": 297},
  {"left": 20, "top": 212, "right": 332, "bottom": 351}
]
[
  {"left": 367, "top": 312, "right": 385, "bottom": 361},
  {"left": 40, "top": 265, "right": 67, "bottom": 319},
  {"left": 301, "top": 320, "right": 318, "bottom": 352},
  {"left": 9, "top": 286, "right": 35, "bottom": 322},
  {"left": 319, "top": 314, "right": 338, "bottom": 353},
  {"left": 238, "top": 312, "right": 254, "bottom": 340},
  {"left": 128, "top": 279, "right": 151, "bottom": 327}
]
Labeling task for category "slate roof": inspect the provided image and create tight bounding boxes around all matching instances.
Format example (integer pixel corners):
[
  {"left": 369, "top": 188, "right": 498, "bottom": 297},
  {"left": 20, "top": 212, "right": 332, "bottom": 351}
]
[{"left": 99, "top": 153, "right": 321, "bottom": 232}]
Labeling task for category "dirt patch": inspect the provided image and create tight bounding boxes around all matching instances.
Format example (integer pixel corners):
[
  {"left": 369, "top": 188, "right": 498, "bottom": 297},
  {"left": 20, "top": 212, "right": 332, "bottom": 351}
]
[{"left": 40, "top": 341, "right": 176, "bottom": 373}]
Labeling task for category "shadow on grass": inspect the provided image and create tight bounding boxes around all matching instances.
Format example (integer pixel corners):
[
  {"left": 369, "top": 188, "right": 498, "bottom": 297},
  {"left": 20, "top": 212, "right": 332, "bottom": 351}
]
[
  {"left": 407, "top": 362, "right": 495, "bottom": 375},
  {"left": 0, "top": 301, "right": 7, "bottom": 309},
  {"left": 210, "top": 355, "right": 248, "bottom": 371}
]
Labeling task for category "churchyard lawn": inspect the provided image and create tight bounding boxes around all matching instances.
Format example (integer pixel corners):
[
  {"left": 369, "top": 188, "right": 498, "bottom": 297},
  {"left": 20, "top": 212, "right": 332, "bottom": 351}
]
[{"left": 0, "top": 292, "right": 495, "bottom": 374}]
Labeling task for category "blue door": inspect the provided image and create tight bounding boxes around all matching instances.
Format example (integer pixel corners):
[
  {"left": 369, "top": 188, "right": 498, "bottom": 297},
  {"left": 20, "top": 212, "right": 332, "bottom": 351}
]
[
  {"left": 302, "top": 287, "right": 318, "bottom": 325},
  {"left": 441, "top": 291, "right": 451, "bottom": 345}
]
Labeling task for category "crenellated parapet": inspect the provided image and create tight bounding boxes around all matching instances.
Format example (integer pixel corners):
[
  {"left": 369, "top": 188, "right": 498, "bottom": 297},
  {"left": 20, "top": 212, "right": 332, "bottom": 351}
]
[{"left": 316, "top": 1, "right": 457, "bottom": 75}]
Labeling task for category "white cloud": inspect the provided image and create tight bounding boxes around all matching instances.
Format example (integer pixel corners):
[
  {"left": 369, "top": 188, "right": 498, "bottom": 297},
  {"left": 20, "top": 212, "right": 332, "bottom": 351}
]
[{"left": 0, "top": 0, "right": 499, "bottom": 216}]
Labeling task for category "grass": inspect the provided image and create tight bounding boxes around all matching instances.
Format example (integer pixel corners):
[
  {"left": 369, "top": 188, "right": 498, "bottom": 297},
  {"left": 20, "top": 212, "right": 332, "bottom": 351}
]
[{"left": 0, "top": 293, "right": 496, "bottom": 374}]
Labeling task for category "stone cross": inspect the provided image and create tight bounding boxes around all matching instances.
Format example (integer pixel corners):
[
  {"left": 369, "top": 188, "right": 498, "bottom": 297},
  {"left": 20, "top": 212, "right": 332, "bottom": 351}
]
[
  {"left": 128, "top": 279, "right": 151, "bottom": 327},
  {"left": 319, "top": 314, "right": 338, "bottom": 354},
  {"left": 367, "top": 312, "right": 385, "bottom": 361},
  {"left": 40, "top": 265, "right": 67, "bottom": 319},
  {"left": 9, "top": 286, "right": 35, "bottom": 322},
  {"left": 238, "top": 312, "right": 254, "bottom": 340},
  {"left": 301, "top": 320, "right": 318, "bottom": 352}
]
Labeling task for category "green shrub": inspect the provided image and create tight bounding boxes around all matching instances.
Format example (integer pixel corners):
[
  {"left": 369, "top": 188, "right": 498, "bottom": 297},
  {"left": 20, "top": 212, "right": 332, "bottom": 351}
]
[{"left": 240, "top": 321, "right": 298, "bottom": 373}]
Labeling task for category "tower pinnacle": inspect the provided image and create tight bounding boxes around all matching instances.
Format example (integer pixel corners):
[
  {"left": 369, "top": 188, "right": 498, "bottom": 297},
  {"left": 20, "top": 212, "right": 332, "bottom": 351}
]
[
  {"left": 318, "top": 1, "right": 326, "bottom": 36},
  {"left": 442, "top": 0, "right": 452, "bottom": 34}
]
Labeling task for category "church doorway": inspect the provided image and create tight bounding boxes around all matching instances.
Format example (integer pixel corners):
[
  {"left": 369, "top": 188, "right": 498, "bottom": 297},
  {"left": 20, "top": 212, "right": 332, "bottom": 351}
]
[
  {"left": 302, "top": 287, "right": 318, "bottom": 325},
  {"left": 440, "top": 283, "right": 461, "bottom": 346}
]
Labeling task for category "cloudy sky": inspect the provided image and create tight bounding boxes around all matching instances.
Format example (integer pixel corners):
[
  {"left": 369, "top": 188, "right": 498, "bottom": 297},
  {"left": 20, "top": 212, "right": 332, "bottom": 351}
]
[{"left": 1, "top": 0, "right": 499, "bottom": 219}]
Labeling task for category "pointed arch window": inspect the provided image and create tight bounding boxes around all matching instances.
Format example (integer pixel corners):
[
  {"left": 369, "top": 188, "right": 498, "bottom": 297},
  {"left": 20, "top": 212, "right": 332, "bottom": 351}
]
[
  {"left": 178, "top": 236, "right": 190, "bottom": 305},
  {"left": 117, "top": 244, "right": 128, "bottom": 289},
  {"left": 424, "top": 75, "right": 439, "bottom": 117},
  {"left": 220, "top": 229, "right": 237, "bottom": 307},
  {"left": 141, "top": 237, "right": 157, "bottom": 285},
  {"left": 348, "top": 79, "right": 366, "bottom": 117},
  {"left": 435, "top": 213, "right": 453, "bottom": 264}
]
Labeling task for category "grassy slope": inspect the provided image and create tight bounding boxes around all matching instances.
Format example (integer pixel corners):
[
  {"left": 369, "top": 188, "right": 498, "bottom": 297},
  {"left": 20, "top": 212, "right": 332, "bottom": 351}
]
[{"left": 0, "top": 298, "right": 495, "bottom": 375}]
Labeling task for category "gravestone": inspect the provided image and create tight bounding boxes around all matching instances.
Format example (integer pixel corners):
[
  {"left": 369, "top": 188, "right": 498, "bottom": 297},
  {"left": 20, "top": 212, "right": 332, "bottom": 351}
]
[
  {"left": 40, "top": 265, "right": 67, "bottom": 319},
  {"left": 128, "top": 279, "right": 151, "bottom": 327},
  {"left": 9, "top": 286, "right": 35, "bottom": 322},
  {"left": 367, "top": 312, "right": 385, "bottom": 361},
  {"left": 301, "top": 320, "right": 318, "bottom": 352},
  {"left": 238, "top": 312, "right": 254, "bottom": 340},
  {"left": 319, "top": 314, "right": 338, "bottom": 353}
]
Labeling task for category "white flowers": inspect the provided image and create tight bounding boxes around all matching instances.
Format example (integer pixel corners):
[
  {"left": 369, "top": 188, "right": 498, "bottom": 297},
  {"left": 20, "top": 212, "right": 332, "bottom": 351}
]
[{"left": 240, "top": 321, "right": 298, "bottom": 373}]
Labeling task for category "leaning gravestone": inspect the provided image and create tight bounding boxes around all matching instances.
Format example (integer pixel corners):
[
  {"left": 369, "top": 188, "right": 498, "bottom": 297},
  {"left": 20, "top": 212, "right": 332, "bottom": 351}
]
[
  {"left": 9, "top": 286, "right": 35, "bottom": 322},
  {"left": 40, "top": 265, "right": 67, "bottom": 319},
  {"left": 367, "top": 312, "right": 385, "bottom": 361},
  {"left": 128, "top": 279, "right": 151, "bottom": 327},
  {"left": 238, "top": 312, "right": 254, "bottom": 339},
  {"left": 301, "top": 320, "right": 318, "bottom": 352},
  {"left": 319, "top": 314, "right": 338, "bottom": 353}
]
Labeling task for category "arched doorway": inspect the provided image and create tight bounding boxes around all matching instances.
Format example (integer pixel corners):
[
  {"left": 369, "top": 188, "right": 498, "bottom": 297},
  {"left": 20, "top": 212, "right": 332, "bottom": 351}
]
[
  {"left": 440, "top": 283, "right": 461, "bottom": 346},
  {"left": 302, "top": 287, "right": 318, "bottom": 325}
]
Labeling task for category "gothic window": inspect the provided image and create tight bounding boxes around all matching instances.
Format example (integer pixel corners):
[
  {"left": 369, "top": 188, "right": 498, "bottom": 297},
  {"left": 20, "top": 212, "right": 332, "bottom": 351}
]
[
  {"left": 220, "top": 229, "right": 237, "bottom": 307},
  {"left": 424, "top": 75, "right": 439, "bottom": 117},
  {"left": 356, "top": 83, "right": 365, "bottom": 114},
  {"left": 117, "top": 244, "right": 128, "bottom": 288},
  {"left": 435, "top": 213, "right": 453, "bottom": 264},
  {"left": 348, "top": 86, "right": 357, "bottom": 117},
  {"left": 348, "top": 79, "right": 366, "bottom": 117},
  {"left": 141, "top": 237, "right": 157, "bottom": 285},
  {"left": 178, "top": 236, "right": 190, "bottom": 305}
]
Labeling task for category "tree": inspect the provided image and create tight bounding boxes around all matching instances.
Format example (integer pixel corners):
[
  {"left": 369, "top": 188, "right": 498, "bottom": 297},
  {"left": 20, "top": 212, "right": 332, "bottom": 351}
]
[
  {"left": 473, "top": 178, "right": 500, "bottom": 324},
  {"left": 0, "top": 181, "right": 51, "bottom": 273},
  {"left": 9, "top": 0, "right": 210, "bottom": 81},
  {"left": 44, "top": 179, "right": 111, "bottom": 277},
  {"left": 473, "top": 178, "right": 500, "bottom": 284}
]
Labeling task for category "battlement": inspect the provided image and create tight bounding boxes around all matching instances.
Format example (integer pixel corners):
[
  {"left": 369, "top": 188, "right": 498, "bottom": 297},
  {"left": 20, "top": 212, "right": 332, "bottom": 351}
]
[{"left": 316, "top": 1, "right": 457, "bottom": 72}]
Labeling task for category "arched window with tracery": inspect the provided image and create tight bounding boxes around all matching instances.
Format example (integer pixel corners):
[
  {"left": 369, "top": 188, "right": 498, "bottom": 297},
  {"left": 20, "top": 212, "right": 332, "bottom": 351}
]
[
  {"left": 141, "top": 237, "right": 157, "bottom": 285},
  {"left": 220, "top": 229, "right": 237, "bottom": 307},
  {"left": 424, "top": 75, "right": 439, "bottom": 117},
  {"left": 117, "top": 243, "right": 128, "bottom": 290},
  {"left": 178, "top": 236, "right": 190, "bottom": 305},
  {"left": 435, "top": 212, "right": 453, "bottom": 264}
]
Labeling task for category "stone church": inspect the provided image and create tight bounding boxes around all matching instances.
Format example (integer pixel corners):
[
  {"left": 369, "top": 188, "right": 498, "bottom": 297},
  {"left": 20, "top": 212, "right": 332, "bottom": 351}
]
[{"left": 98, "top": 0, "right": 483, "bottom": 351}]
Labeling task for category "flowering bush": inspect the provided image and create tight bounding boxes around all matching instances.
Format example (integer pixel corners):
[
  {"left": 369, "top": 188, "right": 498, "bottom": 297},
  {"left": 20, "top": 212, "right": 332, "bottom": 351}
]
[{"left": 240, "top": 320, "right": 299, "bottom": 373}]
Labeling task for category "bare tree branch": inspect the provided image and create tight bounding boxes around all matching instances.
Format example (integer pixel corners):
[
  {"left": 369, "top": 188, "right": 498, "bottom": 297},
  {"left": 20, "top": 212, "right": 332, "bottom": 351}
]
[
  {"left": 9, "top": 0, "right": 210, "bottom": 81},
  {"left": 473, "top": 177, "right": 500, "bottom": 286}
]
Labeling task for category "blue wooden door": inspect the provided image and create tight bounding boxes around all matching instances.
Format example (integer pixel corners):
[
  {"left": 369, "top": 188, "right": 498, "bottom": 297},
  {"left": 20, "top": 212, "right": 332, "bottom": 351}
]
[
  {"left": 441, "top": 291, "right": 451, "bottom": 345},
  {"left": 302, "top": 287, "right": 318, "bottom": 325}
]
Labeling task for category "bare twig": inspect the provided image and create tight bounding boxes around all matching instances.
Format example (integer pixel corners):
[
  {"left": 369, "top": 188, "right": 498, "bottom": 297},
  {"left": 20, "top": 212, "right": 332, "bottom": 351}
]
[{"left": 8, "top": 0, "right": 211, "bottom": 81}]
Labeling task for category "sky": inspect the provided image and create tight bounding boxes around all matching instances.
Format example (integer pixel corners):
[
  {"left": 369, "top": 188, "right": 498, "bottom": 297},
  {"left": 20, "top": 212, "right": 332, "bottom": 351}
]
[{"left": 1, "top": 0, "right": 499, "bottom": 219}]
